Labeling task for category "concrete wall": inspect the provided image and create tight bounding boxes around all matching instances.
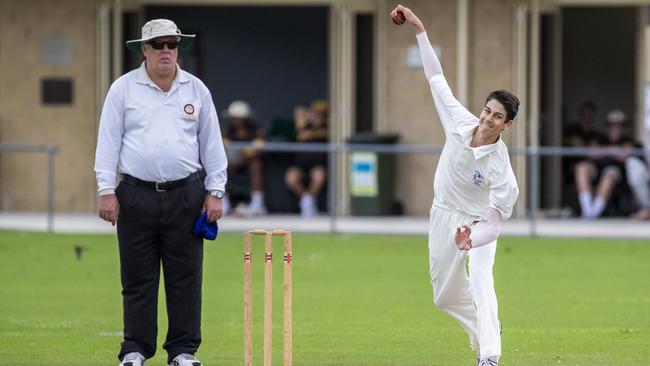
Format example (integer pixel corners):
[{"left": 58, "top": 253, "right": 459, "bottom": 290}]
[
  {"left": 469, "top": 0, "right": 515, "bottom": 124},
  {"left": 0, "top": 0, "right": 517, "bottom": 215},
  {"left": 382, "top": 0, "right": 516, "bottom": 215},
  {"left": 0, "top": 0, "right": 98, "bottom": 212},
  {"left": 383, "top": 0, "right": 455, "bottom": 215}
]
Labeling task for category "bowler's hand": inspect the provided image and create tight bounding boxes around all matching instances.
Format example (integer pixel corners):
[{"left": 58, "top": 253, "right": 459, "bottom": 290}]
[
  {"left": 98, "top": 194, "right": 119, "bottom": 226},
  {"left": 390, "top": 4, "right": 425, "bottom": 33},
  {"left": 455, "top": 225, "right": 472, "bottom": 251},
  {"left": 203, "top": 195, "right": 223, "bottom": 222}
]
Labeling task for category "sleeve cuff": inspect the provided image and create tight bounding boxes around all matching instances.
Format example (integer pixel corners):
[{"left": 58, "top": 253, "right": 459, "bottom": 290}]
[
  {"left": 98, "top": 188, "right": 116, "bottom": 196},
  {"left": 416, "top": 31, "right": 429, "bottom": 43}
]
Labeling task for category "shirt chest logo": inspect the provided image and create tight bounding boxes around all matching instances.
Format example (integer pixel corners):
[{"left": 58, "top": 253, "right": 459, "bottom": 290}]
[
  {"left": 182, "top": 103, "right": 197, "bottom": 121},
  {"left": 472, "top": 169, "right": 484, "bottom": 185}
]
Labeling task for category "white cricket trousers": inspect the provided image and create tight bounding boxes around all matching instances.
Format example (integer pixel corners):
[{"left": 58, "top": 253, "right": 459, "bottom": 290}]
[{"left": 428, "top": 201, "right": 501, "bottom": 360}]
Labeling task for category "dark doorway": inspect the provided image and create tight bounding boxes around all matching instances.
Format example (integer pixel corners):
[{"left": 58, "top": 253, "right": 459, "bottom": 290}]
[
  {"left": 561, "top": 7, "right": 636, "bottom": 128},
  {"left": 355, "top": 14, "right": 374, "bottom": 133},
  {"left": 551, "top": 6, "right": 638, "bottom": 216},
  {"left": 123, "top": 6, "right": 329, "bottom": 214},
  {"left": 126, "top": 5, "right": 329, "bottom": 131},
  {"left": 538, "top": 13, "right": 562, "bottom": 211}
]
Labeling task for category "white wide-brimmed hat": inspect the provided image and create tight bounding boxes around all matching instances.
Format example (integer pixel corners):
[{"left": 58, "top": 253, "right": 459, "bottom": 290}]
[
  {"left": 223, "top": 100, "right": 253, "bottom": 119},
  {"left": 126, "top": 19, "right": 195, "bottom": 53}
]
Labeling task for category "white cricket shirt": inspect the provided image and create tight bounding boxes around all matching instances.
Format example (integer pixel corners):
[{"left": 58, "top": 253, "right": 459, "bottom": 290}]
[
  {"left": 94, "top": 62, "right": 227, "bottom": 192},
  {"left": 428, "top": 74, "right": 519, "bottom": 220}
]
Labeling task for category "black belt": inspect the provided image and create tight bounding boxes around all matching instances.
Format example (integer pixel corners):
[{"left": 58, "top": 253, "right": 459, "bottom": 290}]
[{"left": 121, "top": 172, "right": 200, "bottom": 192}]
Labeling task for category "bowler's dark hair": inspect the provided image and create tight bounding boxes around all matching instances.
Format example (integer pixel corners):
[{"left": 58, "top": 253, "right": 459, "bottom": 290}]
[{"left": 485, "top": 90, "right": 520, "bottom": 121}]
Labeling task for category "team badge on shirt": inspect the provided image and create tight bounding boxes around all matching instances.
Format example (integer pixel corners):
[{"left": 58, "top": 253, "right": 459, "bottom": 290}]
[
  {"left": 472, "top": 169, "right": 484, "bottom": 185},
  {"left": 182, "top": 103, "right": 198, "bottom": 121}
]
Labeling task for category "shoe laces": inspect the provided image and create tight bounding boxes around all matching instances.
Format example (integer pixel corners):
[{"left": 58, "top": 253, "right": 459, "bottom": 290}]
[
  {"left": 478, "top": 359, "right": 497, "bottom": 366},
  {"left": 174, "top": 353, "right": 196, "bottom": 361},
  {"left": 174, "top": 353, "right": 198, "bottom": 361},
  {"left": 172, "top": 354, "right": 201, "bottom": 366},
  {"left": 123, "top": 353, "right": 144, "bottom": 361}
]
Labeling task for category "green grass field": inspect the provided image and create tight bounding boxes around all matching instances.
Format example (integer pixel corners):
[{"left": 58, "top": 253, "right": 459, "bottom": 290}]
[{"left": 0, "top": 230, "right": 649, "bottom": 366}]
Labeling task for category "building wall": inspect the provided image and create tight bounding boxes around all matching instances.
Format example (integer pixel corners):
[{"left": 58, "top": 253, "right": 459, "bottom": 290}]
[
  {"left": 382, "top": 0, "right": 516, "bottom": 215},
  {"left": 0, "top": 0, "right": 97, "bottom": 212},
  {"left": 0, "top": 0, "right": 517, "bottom": 215},
  {"left": 383, "top": 0, "right": 456, "bottom": 215},
  {"left": 469, "top": 0, "right": 515, "bottom": 126}
]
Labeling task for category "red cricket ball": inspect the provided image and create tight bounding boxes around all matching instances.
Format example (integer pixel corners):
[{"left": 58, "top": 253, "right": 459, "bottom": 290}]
[{"left": 392, "top": 10, "right": 406, "bottom": 25}]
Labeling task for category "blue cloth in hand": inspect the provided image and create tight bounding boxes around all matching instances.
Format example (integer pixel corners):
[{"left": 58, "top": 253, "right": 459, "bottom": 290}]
[{"left": 192, "top": 211, "right": 219, "bottom": 240}]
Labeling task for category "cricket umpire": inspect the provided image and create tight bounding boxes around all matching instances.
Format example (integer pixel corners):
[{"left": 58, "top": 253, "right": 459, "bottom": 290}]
[{"left": 94, "top": 19, "right": 227, "bottom": 366}]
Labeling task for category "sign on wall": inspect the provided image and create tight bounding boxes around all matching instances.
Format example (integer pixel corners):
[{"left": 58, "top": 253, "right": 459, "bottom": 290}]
[
  {"left": 350, "top": 152, "right": 378, "bottom": 197},
  {"left": 41, "top": 36, "right": 73, "bottom": 65}
]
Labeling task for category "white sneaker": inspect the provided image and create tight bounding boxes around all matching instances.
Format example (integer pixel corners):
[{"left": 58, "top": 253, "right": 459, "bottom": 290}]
[
  {"left": 169, "top": 353, "right": 202, "bottom": 366},
  {"left": 299, "top": 194, "right": 317, "bottom": 218},
  {"left": 234, "top": 202, "right": 252, "bottom": 217},
  {"left": 119, "top": 352, "right": 145, "bottom": 366},
  {"left": 249, "top": 191, "right": 265, "bottom": 214},
  {"left": 248, "top": 203, "right": 268, "bottom": 216}
]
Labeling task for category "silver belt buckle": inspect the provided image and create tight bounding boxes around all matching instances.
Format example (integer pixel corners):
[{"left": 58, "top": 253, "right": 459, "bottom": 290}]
[{"left": 155, "top": 182, "right": 167, "bottom": 192}]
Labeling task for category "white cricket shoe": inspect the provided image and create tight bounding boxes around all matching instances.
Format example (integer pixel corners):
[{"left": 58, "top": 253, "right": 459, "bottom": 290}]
[
  {"left": 477, "top": 358, "right": 497, "bottom": 366},
  {"left": 169, "top": 353, "right": 202, "bottom": 366},
  {"left": 119, "top": 352, "right": 145, "bottom": 366}
]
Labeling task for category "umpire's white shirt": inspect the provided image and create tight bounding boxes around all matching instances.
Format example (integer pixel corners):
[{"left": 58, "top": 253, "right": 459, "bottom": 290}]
[
  {"left": 95, "top": 62, "right": 227, "bottom": 193},
  {"left": 428, "top": 74, "right": 518, "bottom": 220}
]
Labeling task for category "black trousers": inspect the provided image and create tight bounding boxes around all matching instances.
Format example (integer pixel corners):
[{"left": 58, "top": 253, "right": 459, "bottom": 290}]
[{"left": 115, "top": 178, "right": 205, "bottom": 363}]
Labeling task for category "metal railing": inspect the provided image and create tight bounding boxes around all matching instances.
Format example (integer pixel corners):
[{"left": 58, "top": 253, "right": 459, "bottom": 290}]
[
  {"left": 513, "top": 145, "right": 647, "bottom": 236},
  {"left": 0, "top": 140, "right": 643, "bottom": 235},
  {"left": 227, "top": 141, "right": 648, "bottom": 234},
  {"left": 0, "top": 142, "right": 58, "bottom": 231}
]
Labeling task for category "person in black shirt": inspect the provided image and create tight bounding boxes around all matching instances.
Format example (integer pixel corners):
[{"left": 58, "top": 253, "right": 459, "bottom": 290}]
[
  {"left": 573, "top": 108, "right": 634, "bottom": 218},
  {"left": 285, "top": 100, "right": 328, "bottom": 217},
  {"left": 222, "top": 100, "right": 267, "bottom": 216}
]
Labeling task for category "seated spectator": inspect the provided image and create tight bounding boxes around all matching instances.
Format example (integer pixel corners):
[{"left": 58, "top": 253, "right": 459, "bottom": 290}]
[
  {"left": 563, "top": 101, "right": 603, "bottom": 180},
  {"left": 604, "top": 109, "right": 650, "bottom": 220},
  {"left": 564, "top": 101, "right": 602, "bottom": 148},
  {"left": 222, "top": 100, "right": 267, "bottom": 216},
  {"left": 285, "top": 100, "right": 328, "bottom": 217},
  {"left": 574, "top": 109, "right": 634, "bottom": 219},
  {"left": 626, "top": 155, "right": 650, "bottom": 219}
]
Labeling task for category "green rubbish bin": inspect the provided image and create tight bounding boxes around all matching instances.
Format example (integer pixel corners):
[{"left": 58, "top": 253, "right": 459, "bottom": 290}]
[{"left": 348, "top": 132, "right": 400, "bottom": 215}]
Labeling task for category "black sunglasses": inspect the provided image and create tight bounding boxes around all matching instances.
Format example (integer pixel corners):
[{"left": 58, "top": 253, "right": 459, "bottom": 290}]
[{"left": 147, "top": 40, "right": 179, "bottom": 50}]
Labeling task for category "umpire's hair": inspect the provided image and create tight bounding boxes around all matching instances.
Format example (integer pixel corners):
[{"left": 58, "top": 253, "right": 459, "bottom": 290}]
[{"left": 485, "top": 90, "right": 520, "bottom": 121}]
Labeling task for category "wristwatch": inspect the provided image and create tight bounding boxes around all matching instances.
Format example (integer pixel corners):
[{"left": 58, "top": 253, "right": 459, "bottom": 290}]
[{"left": 209, "top": 190, "right": 225, "bottom": 199}]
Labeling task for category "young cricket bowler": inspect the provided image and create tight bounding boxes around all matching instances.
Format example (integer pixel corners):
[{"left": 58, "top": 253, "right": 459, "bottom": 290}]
[{"left": 391, "top": 5, "right": 520, "bottom": 366}]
